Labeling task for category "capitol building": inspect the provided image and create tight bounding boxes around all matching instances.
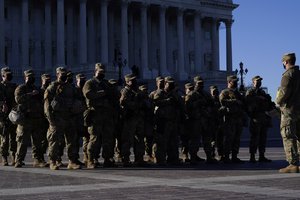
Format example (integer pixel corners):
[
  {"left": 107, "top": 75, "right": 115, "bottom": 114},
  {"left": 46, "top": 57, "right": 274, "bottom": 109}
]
[{"left": 0, "top": 0, "right": 238, "bottom": 86}]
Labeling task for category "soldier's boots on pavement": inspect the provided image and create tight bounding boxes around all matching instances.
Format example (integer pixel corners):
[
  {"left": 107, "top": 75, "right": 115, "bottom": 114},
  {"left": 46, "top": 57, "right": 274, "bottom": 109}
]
[
  {"left": 103, "top": 158, "right": 117, "bottom": 168},
  {"left": 258, "top": 155, "right": 272, "bottom": 162},
  {"left": 279, "top": 164, "right": 299, "bottom": 173},
  {"left": 33, "top": 159, "right": 49, "bottom": 168},
  {"left": 231, "top": 154, "right": 245, "bottom": 164},
  {"left": 14, "top": 161, "right": 23, "bottom": 168},
  {"left": 67, "top": 161, "right": 81, "bottom": 170},
  {"left": 249, "top": 154, "right": 256, "bottom": 163},
  {"left": 2, "top": 156, "right": 8, "bottom": 166},
  {"left": 11, "top": 153, "right": 16, "bottom": 166},
  {"left": 50, "top": 161, "right": 59, "bottom": 170}
]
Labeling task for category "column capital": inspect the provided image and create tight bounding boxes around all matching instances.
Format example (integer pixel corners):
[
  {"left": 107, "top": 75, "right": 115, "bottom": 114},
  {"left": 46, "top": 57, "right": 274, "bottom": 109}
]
[{"left": 225, "top": 19, "right": 234, "bottom": 27}]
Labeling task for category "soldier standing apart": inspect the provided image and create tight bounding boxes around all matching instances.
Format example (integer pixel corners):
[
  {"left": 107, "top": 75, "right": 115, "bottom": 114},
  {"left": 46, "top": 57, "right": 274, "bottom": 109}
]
[
  {"left": 120, "top": 74, "right": 146, "bottom": 166},
  {"left": 14, "top": 70, "right": 47, "bottom": 168},
  {"left": 0, "top": 67, "right": 17, "bottom": 166},
  {"left": 44, "top": 67, "right": 81, "bottom": 170},
  {"left": 185, "top": 76, "right": 216, "bottom": 164},
  {"left": 82, "top": 63, "right": 115, "bottom": 168},
  {"left": 219, "top": 75, "right": 246, "bottom": 163},
  {"left": 246, "top": 76, "right": 273, "bottom": 163},
  {"left": 40, "top": 74, "right": 51, "bottom": 160},
  {"left": 153, "top": 76, "right": 181, "bottom": 165},
  {"left": 276, "top": 53, "right": 300, "bottom": 173}
]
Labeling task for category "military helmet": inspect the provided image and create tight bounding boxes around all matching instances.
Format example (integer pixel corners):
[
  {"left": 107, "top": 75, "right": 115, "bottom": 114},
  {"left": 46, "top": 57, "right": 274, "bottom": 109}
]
[
  {"left": 282, "top": 53, "right": 296, "bottom": 62},
  {"left": 41, "top": 73, "right": 51, "bottom": 80},
  {"left": 56, "top": 66, "right": 67, "bottom": 74},
  {"left": 1, "top": 67, "right": 12, "bottom": 75},
  {"left": 185, "top": 82, "right": 194, "bottom": 90},
  {"left": 24, "top": 69, "right": 35, "bottom": 77},
  {"left": 124, "top": 74, "right": 136, "bottom": 82},
  {"left": 76, "top": 73, "right": 86, "bottom": 80},
  {"left": 95, "top": 63, "right": 105, "bottom": 72},
  {"left": 227, "top": 75, "right": 239, "bottom": 82},
  {"left": 164, "top": 76, "right": 175, "bottom": 83},
  {"left": 193, "top": 75, "right": 203, "bottom": 83},
  {"left": 252, "top": 75, "right": 263, "bottom": 82}
]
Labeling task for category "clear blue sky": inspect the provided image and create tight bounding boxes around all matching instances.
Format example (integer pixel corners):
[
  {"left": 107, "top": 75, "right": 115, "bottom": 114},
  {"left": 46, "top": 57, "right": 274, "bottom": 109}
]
[{"left": 220, "top": 0, "right": 300, "bottom": 100}]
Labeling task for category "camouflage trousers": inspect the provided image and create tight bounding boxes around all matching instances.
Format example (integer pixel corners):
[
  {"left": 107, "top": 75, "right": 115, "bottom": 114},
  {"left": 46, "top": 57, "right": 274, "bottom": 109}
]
[
  {"left": 0, "top": 122, "right": 17, "bottom": 157},
  {"left": 15, "top": 118, "right": 44, "bottom": 163},
  {"left": 155, "top": 119, "right": 179, "bottom": 164},
  {"left": 121, "top": 116, "right": 145, "bottom": 162},
  {"left": 47, "top": 117, "right": 78, "bottom": 162},
  {"left": 280, "top": 117, "right": 300, "bottom": 165},
  {"left": 87, "top": 112, "right": 114, "bottom": 161},
  {"left": 222, "top": 118, "right": 243, "bottom": 156},
  {"left": 188, "top": 119, "right": 212, "bottom": 160},
  {"left": 249, "top": 120, "right": 268, "bottom": 155}
]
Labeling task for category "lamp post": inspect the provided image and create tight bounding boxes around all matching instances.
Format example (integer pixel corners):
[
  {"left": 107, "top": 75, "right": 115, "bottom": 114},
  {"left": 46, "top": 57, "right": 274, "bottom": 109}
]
[{"left": 235, "top": 62, "right": 248, "bottom": 92}]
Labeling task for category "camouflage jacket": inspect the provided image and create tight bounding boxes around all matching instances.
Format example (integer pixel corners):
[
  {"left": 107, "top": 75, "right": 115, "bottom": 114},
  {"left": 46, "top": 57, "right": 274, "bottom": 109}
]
[
  {"left": 152, "top": 89, "right": 183, "bottom": 121},
  {"left": 219, "top": 88, "right": 245, "bottom": 119},
  {"left": 185, "top": 89, "right": 214, "bottom": 120},
  {"left": 82, "top": 77, "right": 113, "bottom": 112},
  {"left": 1, "top": 81, "right": 17, "bottom": 112},
  {"left": 15, "top": 83, "right": 43, "bottom": 118},
  {"left": 276, "top": 65, "right": 300, "bottom": 126},
  {"left": 120, "top": 86, "right": 144, "bottom": 118},
  {"left": 44, "top": 81, "right": 78, "bottom": 122},
  {"left": 246, "top": 87, "right": 273, "bottom": 119}
]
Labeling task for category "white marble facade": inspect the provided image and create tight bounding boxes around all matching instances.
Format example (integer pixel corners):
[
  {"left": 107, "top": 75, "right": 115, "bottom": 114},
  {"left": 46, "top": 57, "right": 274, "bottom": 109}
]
[{"left": 0, "top": 0, "right": 238, "bottom": 82}]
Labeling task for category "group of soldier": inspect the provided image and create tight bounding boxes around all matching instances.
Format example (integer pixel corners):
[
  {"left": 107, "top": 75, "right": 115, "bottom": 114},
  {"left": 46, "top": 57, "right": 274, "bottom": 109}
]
[{"left": 0, "top": 60, "right": 277, "bottom": 171}]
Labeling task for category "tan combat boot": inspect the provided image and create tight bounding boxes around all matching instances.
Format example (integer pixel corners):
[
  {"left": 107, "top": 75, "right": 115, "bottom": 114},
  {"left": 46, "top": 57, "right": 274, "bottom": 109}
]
[
  {"left": 67, "top": 161, "right": 81, "bottom": 170},
  {"left": 33, "top": 159, "right": 48, "bottom": 168},
  {"left": 279, "top": 164, "right": 299, "bottom": 173},
  {"left": 2, "top": 156, "right": 8, "bottom": 166},
  {"left": 49, "top": 161, "right": 59, "bottom": 170}
]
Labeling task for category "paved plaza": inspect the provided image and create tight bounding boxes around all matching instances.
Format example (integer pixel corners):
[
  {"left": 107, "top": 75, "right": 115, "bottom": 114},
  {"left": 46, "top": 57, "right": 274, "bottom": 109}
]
[{"left": 0, "top": 147, "right": 299, "bottom": 200}]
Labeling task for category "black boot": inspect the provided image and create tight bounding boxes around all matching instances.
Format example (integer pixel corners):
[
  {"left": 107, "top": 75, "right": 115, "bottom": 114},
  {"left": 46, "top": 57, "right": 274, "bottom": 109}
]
[
  {"left": 231, "top": 154, "right": 245, "bottom": 164},
  {"left": 258, "top": 154, "right": 272, "bottom": 162},
  {"left": 249, "top": 153, "right": 256, "bottom": 163}
]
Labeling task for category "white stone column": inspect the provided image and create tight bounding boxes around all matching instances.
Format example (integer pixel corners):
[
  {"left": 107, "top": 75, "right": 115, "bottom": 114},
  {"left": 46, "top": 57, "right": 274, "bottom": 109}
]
[
  {"left": 0, "top": 0, "right": 4, "bottom": 65},
  {"left": 121, "top": 0, "right": 129, "bottom": 66},
  {"left": 88, "top": 6, "right": 95, "bottom": 64},
  {"left": 22, "top": 0, "right": 29, "bottom": 67},
  {"left": 45, "top": 0, "right": 52, "bottom": 70},
  {"left": 79, "top": 0, "right": 87, "bottom": 65},
  {"left": 34, "top": 6, "right": 42, "bottom": 69},
  {"left": 211, "top": 18, "right": 219, "bottom": 71},
  {"left": 177, "top": 8, "right": 188, "bottom": 80},
  {"left": 108, "top": 9, "right": 114, "bottom": 63},
  {"left": 100, "top": 0, "right": 108, "bottom": 64},
  {"left": 159, "top": 5, "right": 169, "bottom": 76},
  {"left": 226, "top": 19, "right": 233, "bottom": 72},
  {"left": 12, "top": 6, "right": 19, "bottom": 68},
  {"left": 141, "top": 3, "right": 151, "bottom": 79},
  {"left": 57, "top": 0, "right": 65, "bottom": 65},
  {"left": 194, "top": 11, "right": 203, "bottom": 73},
  {"left": 66, "top": 2, "right": 73, "bottom": 67}
]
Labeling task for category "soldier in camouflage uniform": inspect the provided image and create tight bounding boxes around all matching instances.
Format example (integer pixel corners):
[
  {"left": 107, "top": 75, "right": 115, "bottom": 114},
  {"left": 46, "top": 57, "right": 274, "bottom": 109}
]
[
  {"left": 180, "top": 83, "right": 194, "bottom": 163},
  {"left": 39, "top": 74, "right": 51, "bottom": 158},
  {"left": 44, "top": 67, "right": 81, "bottom": 170},
  {"left": 74, "top": 74, "right": 88, "bottom": 166},
  {"left": 209, "top": 85, "right": 223, "bottom": 160},
  {"left": 276, "top": 53, "right": 300, "bottom": 173},
  {"left": 246, "top": 76, "right": 273, "bottom": 163},
  {"left": 219, "top": 75, "right": 246, "bottom": 163},
  {"left": 185, "top": 76, "right": 217, "bottom": 164},
  {"left": 148, "top": 76, "right": 165, "bottom": 163},
  {"left": 153, "top": 76, "right": 182, "bottom": 165},
  {"left": 0, "top": 67, "right": 17, "bottom": 166},
  {"left": 14, "top": 70, "right": 47, "bottom": 168},
  {"left": 120, "top": 74, "right": 146, "bottom": 167},
  {"left": 82, "top": 63, "right": 115, "bottom": 168},
  {"left": 108, "top": 79, "right": 122, "bottom": 163}
]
